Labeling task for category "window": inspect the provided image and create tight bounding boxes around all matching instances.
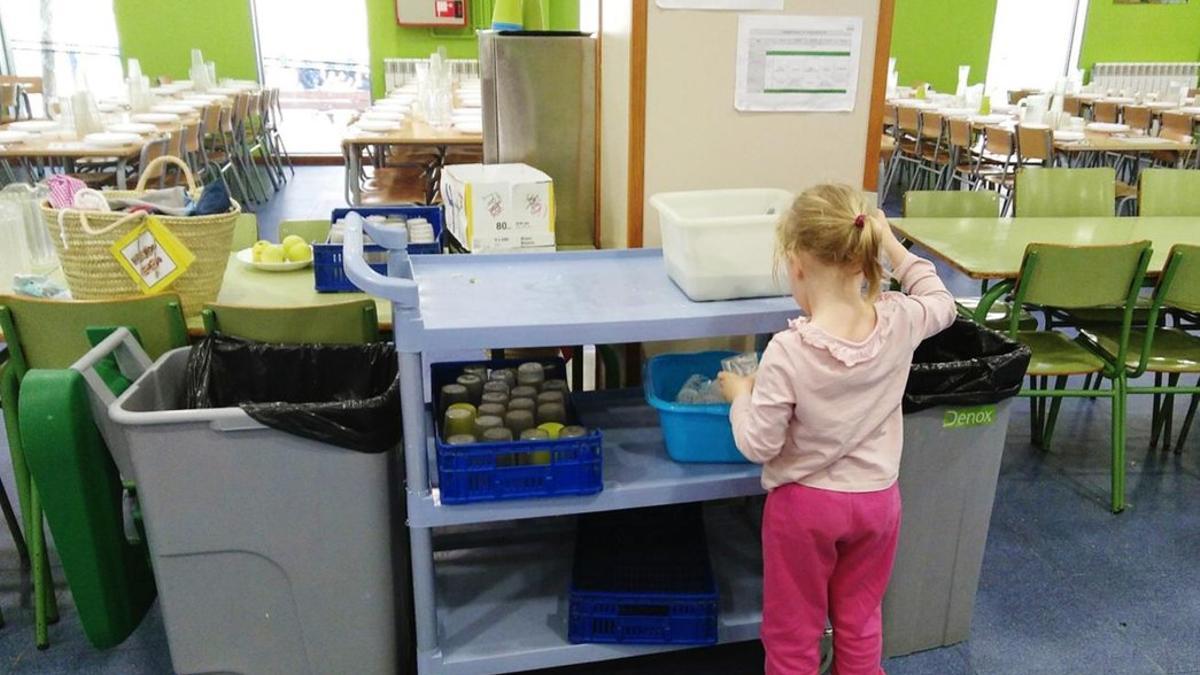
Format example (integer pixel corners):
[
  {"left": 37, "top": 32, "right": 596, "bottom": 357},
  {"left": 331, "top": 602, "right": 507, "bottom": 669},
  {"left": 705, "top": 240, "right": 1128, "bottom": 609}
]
[
  {"left": 253, "top": 0, "right": 371, "bottom": 155},
  {"left": 984, "top": 0, "right": 1090, "bottom": 100},
  {"left": 0, "top": 0, "right": 123, "bottom": 102}
]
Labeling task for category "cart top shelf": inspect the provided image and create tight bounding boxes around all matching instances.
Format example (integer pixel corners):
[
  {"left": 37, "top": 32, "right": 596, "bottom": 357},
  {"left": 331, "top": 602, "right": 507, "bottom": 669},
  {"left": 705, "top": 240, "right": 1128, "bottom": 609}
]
[{"left": 403, "top": 248, "right": 798, "bottom": 351}]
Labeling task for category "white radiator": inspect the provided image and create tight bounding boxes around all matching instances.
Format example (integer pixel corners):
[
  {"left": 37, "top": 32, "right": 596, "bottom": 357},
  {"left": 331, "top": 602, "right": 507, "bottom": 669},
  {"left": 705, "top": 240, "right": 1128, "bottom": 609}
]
[
  {"left": 1090, "top": 62, "right": 1200, "bottom": 98},
  {"left": 383, "top": 58, "right": 480, "bottom": 92}
]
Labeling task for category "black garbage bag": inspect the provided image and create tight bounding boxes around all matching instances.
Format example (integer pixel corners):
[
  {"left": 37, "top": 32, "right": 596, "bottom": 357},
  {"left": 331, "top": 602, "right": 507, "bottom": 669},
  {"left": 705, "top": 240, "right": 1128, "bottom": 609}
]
[
  {"left": 903, "top": 318, "right": 1031, "bottom": 414},
  {"left": 185, "top": 334, "right": 401, "bottom": 453}
]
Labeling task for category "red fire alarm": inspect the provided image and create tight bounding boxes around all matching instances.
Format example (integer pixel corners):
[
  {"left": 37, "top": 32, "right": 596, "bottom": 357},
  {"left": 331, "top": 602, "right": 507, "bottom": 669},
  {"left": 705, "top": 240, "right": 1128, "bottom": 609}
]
[
  {"left": 435, "top": 0, "right": 463, "bottom": 18},
  {"left": 396, "top": 0, "right": 467, "bottom": 26}
]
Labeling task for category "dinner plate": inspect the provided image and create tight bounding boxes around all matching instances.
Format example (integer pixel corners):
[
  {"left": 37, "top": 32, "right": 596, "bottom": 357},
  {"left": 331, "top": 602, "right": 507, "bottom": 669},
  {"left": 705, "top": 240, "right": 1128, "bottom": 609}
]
[
  {"left": 457, "top": 99, "right": 482, "bottom": 109},
  {"left": 1099, "top": 97, "right": 1135, "bottom": 104},
  {"left": 84, "top": 132, "right": 143, "bottom": 147},
  {"left": 131, "top": 113, "right": 180, "bottom": 124},
  {"left": 357, "top": 119, "right": 402, "bottom": 132},
  {"left": 7, "top": 120, "right": 59, "bottom": 133},
  {"left": 373, "top": 99, "right": 411, "bottom": 110},
  {"left": 106, "top": 122, "right": 158, "bottom": 135},
  {"left": 152, "top": 104, "right": 196, "bottom": 115},
  {"left": 187, "top": 94, "right": 227, "bottom": 102},
  {"left": 235, "top": 247, "right": 311, "bottom": 272},
  {"left": 0, "top": 130, "right": 31, "bottom": 144},
  {"left": 937, "top": 108, "right": 977, "bottom": 117},
  {"left": 1053, "top": 130, "right": 1086, "bottom": 142},
  {"left": 1175, "top": 106, "right": 1200, "bottom": 115},
  {"left": 969, "top": 114, "right": 1011, "bottom": 125},
  {"left": 148, "top": 86, "right": 174, "bottom": 95},
  {"left": 362, "top": 111, "right": 406, "bottom": 122},
  {"left": 1086, "top": 122, "right": 1129, "bottom": 133},
  {"left": 454, "top": 121, "right": 483, "bottom": 134},
  {"left": 208, "top": 87, "right": 240, "bottom": 95},
  {"left": 97, "top": 102, "right": 121, "bottom": 113}
]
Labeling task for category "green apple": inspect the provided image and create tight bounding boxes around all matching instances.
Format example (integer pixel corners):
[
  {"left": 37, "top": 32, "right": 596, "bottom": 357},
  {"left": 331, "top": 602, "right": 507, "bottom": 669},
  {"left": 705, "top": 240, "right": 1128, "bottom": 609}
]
[
  {"left": 251, "top": 239, "right": 271, "bottom": 262},
  {"left": 285, "top": 241, "right": 313, "bottom": 263},
  {"left": 260, "top": 244, "right": 286, "bottom": 264},
  {"left": 281, "top": 234, "right": 307, "bottom": 250}
]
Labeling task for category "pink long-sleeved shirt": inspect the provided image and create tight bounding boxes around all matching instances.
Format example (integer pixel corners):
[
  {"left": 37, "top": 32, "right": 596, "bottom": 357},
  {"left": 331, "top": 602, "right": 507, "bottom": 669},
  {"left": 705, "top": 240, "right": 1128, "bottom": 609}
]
[{"left": 730, "top": 252, "right": 957, "bottom": 492}]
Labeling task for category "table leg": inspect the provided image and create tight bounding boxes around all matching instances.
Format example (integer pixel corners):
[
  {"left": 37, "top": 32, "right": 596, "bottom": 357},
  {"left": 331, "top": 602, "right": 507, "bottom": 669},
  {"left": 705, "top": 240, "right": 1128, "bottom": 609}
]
[
  {"left": 116, "top": 157, "right": 129, "bottom": 189},
  {"left": 349, "top": 145, "right": 362, "bottom": 205}
]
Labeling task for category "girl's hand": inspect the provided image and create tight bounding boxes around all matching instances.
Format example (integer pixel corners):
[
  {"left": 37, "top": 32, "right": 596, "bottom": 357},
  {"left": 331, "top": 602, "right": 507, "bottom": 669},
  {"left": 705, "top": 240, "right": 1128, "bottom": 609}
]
[{"left": 718, "top": 371, "right": 755, "bottom": 402}]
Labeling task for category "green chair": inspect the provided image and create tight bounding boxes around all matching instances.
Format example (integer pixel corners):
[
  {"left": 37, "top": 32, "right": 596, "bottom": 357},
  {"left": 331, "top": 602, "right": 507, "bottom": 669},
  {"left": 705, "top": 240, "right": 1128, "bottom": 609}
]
[
  {"left": 984, "top": 241, "right": 1152, "bottom": 513},
  {"left": 1014, "top": 168, "right": 1116, "bottom": 217},
  {"left": 1081, "top": 244, "right": 1200, "bottom": 454},
  {"left": 902, "top": 190, "right": 1035, "bottom": 330},
  {"left": 1138, "top": 169, "right": 1200, "bottom": 217},
  {"left": 903, "top": 190, "right": 999, "bottom": 218},
  {"left": 18, "top": 362, "right": 157, "bottom": 648},
  {"left": 278, "top": 219, "right": 331, "bottom": 244},
  {"left": 0, "top": 294, "right": 188, "bottom": 648},
  {"left": 230, "top": 213, "right": 259, "bottom": 251},
  {"left": 201, "top": 300, "right": 381, "bottom": 344}
]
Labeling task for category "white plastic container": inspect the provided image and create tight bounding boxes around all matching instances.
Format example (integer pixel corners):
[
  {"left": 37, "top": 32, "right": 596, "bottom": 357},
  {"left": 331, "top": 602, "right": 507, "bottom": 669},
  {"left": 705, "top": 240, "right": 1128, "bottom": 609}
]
[{"left": 649, "top": 188, "right": 794, "bottom": 301}]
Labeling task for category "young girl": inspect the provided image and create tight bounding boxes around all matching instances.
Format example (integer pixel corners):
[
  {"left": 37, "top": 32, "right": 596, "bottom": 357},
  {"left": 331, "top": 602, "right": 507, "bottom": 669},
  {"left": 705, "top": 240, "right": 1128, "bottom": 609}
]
[{"left": 719, "top": 184, "right": 956, "bottom": 675}]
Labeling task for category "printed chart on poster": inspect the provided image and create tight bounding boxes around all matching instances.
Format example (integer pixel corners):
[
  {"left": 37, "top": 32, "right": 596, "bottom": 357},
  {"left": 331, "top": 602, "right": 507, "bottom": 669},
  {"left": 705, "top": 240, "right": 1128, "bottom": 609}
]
[{"left": 734, "top": 14, "right": 863, "bottom": 112}]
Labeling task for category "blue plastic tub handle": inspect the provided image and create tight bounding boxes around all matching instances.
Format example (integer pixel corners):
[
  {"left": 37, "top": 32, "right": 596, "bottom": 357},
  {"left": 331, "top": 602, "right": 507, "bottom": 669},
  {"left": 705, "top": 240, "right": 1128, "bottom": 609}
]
[{"left": 340, "top": 212, "right": 420, "bottom": 309}]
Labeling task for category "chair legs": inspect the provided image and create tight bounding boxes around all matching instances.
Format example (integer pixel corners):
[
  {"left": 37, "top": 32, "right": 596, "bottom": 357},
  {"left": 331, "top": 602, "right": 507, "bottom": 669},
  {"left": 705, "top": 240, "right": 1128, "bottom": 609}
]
[
  {"left": 1111, "top": 375, "right": 1127, "bottom": 513},
  {"left": 1175, "top": 389, "right": 1198, "bottom": 454}
]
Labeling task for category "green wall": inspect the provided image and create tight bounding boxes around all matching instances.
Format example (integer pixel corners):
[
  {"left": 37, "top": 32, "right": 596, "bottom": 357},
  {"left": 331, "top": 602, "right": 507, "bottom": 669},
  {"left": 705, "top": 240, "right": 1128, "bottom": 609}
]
[
  {"left": 1077, "top": 0, "right": 1200, "bottom": 78},
  {"left": 889, "top": 0, "right": 997, "bottom": 93},
  {"left": 113, "top": 0, "right": 260, "bottom": 82}
]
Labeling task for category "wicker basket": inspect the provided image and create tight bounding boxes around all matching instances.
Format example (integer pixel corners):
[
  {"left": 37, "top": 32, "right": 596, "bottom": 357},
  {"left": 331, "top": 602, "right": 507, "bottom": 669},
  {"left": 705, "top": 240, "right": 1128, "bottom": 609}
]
[{"left": 42, "top": 156, "right": 240, "bottom": 316}]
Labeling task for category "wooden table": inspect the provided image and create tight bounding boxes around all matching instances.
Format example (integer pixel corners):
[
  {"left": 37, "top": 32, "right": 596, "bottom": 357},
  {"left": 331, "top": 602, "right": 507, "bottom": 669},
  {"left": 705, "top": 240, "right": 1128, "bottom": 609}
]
[
  {"left": 342, "top": 120, "right": 482, "bottom": 205},
  {"left": 892, "top": 216, "right": 1200, "bottom": 280},
  {"left": 0, "top": 132, "right": 143, "bottom": 188}
]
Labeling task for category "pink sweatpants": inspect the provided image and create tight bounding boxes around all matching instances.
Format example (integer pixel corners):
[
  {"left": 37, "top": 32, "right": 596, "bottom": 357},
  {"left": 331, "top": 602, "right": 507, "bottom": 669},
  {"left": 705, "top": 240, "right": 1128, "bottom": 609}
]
[{"left": 761, "top": 482, "right": 902, "bottom": 675}]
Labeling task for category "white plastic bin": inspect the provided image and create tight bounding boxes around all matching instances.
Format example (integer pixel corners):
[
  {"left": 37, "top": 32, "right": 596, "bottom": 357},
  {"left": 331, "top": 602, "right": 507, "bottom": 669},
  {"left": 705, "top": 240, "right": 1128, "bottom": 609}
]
[
  {"left": 106, "top": 345, "right": 396, "bottom": 675},
  {"left": 649, "top": 188, "right": 794, "bottom": 301}
]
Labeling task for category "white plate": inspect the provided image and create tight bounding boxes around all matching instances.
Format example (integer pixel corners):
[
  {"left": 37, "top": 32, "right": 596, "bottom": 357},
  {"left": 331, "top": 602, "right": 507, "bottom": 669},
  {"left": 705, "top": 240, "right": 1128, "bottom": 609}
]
[
  {"left": 131, "top": 113, "right": 180, "bottom": 124},
  {"left": 970, "top": 114, "right": 1011, "bottom": 125},
  {"left": 148, "top": 86, "right": 174, "bottom": 95},
  {"left": 97, "top": 102, "right": 121, "bottom": 113},
  {"left": 208, "top": 87, "right": 240, "bottom": 95},
  {"left": 894, "top": 99, "right": 935, "bottom": 108},
  {"left": 152, "top": 104, "right": 196, "bottom": 114},
  {"left": 1086, "top": 122, "right": 1129, "bottom": 133},
  {"left": 938, "top": 107, "right": 977, "bottom": 117},
  {"left": 454, "top": 121, "right": 483, "bottom": 134},
  {"left": 372, "top": 99, "right": 411, "bottom": 110},
  {"left": 106, "top": 122, "right": 158, "bottom": 135},
  {"left": 235, "top": 247, "right": 311, "bottom": 272},
  {"left": 1053, "top": 130, "right": 1086, "bottom": 142},
  {"left": 357, "top": 119, "right": 401, "bottom": 132},
  {"left": 83, "top": 132, "right": 143, "bottom": 147},
  {"left": 0, "top": 130, "right": 31, "bottom": 144},
  {"left": 457, "top": 100, "right": 482, "bottom": 109},
  {"left": 1099, "top": 97, "right": 1135, "bottom": 104},
  {"left": 1175, "top": 106, "right": 1200, "bottom": 115},
  {"left": 362, "top": 111, "right": 406, "bottom": 121},
  {"left": 7, "top": 120, "right": 59, "bottom": 133},
  {"left": 188, "top": 94, "right": 227, "bottom": 102},
  {"left": 1145, "top": 101, "right": 1179, "bottom": 109}
]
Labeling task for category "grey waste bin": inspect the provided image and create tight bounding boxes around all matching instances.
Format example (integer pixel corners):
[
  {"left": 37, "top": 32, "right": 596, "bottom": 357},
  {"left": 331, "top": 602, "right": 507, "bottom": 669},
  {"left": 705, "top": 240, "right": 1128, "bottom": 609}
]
[
  {"left": 96, "top": 330, "right": 401, "bottom": 675},
  {"left": 882, "top": 319, "right": 1030, "bottom": 657}
]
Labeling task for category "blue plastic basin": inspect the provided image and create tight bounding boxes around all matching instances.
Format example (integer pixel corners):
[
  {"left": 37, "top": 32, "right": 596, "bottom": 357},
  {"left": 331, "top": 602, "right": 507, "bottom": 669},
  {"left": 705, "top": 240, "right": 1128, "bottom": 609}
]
[{"left": 643, "top": 351, "right": 750, "bottom": 464}]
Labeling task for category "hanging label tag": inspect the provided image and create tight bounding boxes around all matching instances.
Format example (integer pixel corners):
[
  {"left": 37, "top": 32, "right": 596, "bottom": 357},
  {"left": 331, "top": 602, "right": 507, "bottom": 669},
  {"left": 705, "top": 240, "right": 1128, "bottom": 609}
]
[{"left": 110, "top": 215, "right": 195, "bottom": 294}]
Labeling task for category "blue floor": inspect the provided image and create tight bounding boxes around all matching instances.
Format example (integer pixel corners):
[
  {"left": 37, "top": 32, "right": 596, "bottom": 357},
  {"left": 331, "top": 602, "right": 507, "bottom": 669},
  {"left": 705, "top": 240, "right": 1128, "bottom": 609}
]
[{"left": 0, "top": 178, "right": 1196, "bottom": 673}]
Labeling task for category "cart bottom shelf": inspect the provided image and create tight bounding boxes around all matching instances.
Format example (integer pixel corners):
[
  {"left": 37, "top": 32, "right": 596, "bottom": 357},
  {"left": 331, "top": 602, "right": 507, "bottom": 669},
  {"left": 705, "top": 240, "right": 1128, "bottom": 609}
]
[{"left": 424, "top": 504, "right": 764, "bottom": 675}]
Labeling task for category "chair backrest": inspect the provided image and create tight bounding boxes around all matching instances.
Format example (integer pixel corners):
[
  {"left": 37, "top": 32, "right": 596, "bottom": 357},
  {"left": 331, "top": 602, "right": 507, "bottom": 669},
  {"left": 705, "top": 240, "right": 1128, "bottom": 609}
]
[
  {"left": 219, "top": 105, "right": 234, "bottom": 134},
  {"left": 232, "top": 93, "right": 249, "bottom": 126},
  {"left": 1138, "top": 169, "right": 1200, "bottom": 217},
  {"left": 201, "top": 301, "right": 381, "bottom": 344},
  {"left": 1013, "top": 240, "right": 1151, "bottom": 316},
  {"left": 984, "top": 125, "right": 1015, "bottom": 156},
  {"left": 1016, "top": 124, "right": 1054, "bottom": 164},
  {"left": 1063, "top": 96, "right": 1081, "bottom": 117},
  {"left": 1008, "top": 89, "right": 1037, "bottom": 105},
  {"left": 0, "top": 294, "right": 189, "bottom": 376},
  {"left": 137, "top": 136, "right": 171, "bottom": 181},
  {"left": 1160, "top": 112, "right": 1195, "bottom": 142},
  {"left": 883, "top": 104, "right": 897, "bottom": 127},
  {"left": 1093, "top": 101, "right": 1120, "bottom": 124},
  {"left": 947, "top": 117, "right": 973, "bottom": 149},
  {"left": 183, "top": 121, "right": 202, "bottom": 153},
  {"left": 1158, "top": 244, "right": 1200, "bottom": 313},
  {"left": 278, "top": 219, "right": 331, "bottom": 244},
  {"left": 897, "top": 106, "right": 920, "bottom": 134},
  {"left": 1123, "top": 105, "right": 1152, "bottom": 134},
  {"left": 1015, "top": 167, "right": 1116, "bottom": 217},
  {"left": 231, "top": 213, "right": 259, "bottom": 251},
  {"left": 165, "top": 129, "right": 184, "bottom": 159},
  {"left": 904, "top": 190, "right": 1000, "bottom": 218},
  {"left": 202, "top": 103, "right": 222, "bottom": 133},
  {"left": 918, "top": 111, "right": 944, "bottom": 142},
  {"left": 0, "top": 83, "right": 18, "bottom": 109}
]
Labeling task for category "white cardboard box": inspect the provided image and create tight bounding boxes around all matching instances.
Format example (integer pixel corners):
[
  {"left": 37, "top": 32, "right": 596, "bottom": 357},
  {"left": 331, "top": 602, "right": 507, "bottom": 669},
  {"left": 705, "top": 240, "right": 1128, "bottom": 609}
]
[{"left": 441, "top": 163, "right": 556, "bottom": 253}]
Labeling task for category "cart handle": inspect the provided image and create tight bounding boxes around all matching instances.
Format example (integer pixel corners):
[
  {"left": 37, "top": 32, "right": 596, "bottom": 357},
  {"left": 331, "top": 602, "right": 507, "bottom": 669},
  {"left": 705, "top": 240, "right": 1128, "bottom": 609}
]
[
  {"left": 70, "top": 327, "right": 153, "bottom": 409},
  {"left": 341, "top": 212, "right": 420, "bottom": 309}
]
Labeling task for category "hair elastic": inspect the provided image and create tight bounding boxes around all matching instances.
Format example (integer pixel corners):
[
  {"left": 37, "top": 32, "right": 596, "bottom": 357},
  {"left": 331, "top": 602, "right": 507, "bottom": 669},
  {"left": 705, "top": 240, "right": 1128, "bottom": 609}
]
[{"left": 854, "top": 214, "right": 866, "bottom": 229}]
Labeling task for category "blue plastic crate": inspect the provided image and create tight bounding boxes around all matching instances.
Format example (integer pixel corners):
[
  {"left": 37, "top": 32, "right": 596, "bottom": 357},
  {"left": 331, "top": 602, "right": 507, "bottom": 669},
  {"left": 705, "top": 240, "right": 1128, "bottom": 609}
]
[
  {"left": 643, "top": 351, "right": 750, "bottom": 463},
  {"left": 569, "top": 504, "right": 718, "bottom": 646},
  {"left": 314, "top": 206, "right": 444, "bottom": 293},
  {"left": 431, "top": 358, "right": 603, "bottom": 504}
]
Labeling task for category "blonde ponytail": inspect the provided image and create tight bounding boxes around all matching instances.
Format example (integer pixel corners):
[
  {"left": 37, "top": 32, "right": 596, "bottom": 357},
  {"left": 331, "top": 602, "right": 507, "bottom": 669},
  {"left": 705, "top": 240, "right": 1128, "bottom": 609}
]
[{"left": 776, "top": 184, "right": 885, "bottom": 299}]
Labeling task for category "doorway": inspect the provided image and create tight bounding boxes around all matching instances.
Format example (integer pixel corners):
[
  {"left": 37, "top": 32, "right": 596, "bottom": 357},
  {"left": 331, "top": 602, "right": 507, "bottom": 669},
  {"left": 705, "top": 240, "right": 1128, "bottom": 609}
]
[{"left": 984, "top": 0, "right": 1090, "bottom": 100}]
